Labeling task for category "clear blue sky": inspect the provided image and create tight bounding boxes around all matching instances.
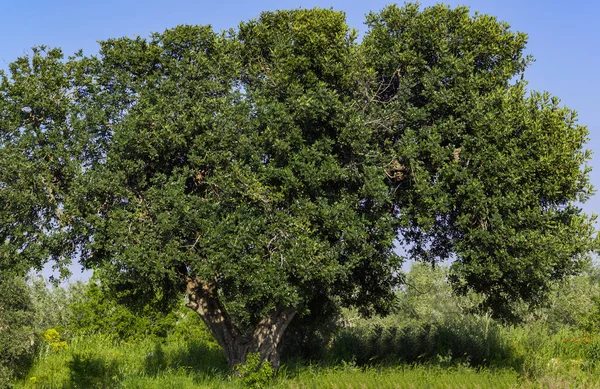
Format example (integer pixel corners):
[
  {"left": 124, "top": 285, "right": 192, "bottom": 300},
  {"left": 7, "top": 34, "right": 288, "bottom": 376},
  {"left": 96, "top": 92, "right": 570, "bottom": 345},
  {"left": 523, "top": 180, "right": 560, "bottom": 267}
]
[{"left": 3, "top": 1, "right": 598, "bottom": 280}]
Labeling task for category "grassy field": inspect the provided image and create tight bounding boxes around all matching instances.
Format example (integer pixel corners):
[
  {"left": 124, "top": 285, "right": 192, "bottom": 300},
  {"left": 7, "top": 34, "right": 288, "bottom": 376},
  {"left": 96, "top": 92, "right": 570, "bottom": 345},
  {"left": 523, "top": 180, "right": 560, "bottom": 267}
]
[
  {"left": 10, "top": 265, "right": 600, "bottom": 388},
  {"left": 16, "top": 334, "right": 521, "bottom": 389},
  {"left": 14, "top": 326, "right": 600, "bottom": 389}
]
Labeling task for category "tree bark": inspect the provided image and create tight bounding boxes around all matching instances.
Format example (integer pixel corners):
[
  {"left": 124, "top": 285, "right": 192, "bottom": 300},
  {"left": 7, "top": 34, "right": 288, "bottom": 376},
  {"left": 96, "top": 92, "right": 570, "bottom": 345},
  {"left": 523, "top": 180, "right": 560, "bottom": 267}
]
[{"left": 185, "top": 276, "right": 296, "bottom": 370}]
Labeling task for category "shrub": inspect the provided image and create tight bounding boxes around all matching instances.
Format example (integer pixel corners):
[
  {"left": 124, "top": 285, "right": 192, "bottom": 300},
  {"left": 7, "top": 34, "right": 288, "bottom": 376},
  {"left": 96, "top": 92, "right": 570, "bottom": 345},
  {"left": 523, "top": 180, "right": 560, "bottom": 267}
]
[
  {"left": 0, "top": 274, "right": 36, "bottom": 387},
  {"left": 28, "top": 276, "right": 83, "bottom": 335},
  {"left": 235, "top": 353, "right": 274, "bottom": 389},
  {"left": 329, "top": 264, "right": 511, "bottom": 366},
  {"left": 69, "top": 276, "right": 180, "bottom": 341},
  {"left": 40, "top": 328, "right": 68, "bottom": 353}
]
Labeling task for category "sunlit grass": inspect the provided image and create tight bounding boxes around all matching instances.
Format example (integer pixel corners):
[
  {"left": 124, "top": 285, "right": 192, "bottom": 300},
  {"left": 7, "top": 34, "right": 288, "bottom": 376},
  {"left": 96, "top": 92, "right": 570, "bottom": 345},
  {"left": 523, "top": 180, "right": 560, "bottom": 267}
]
[
  {"left": 18, "top": 339, "right": 522, "bottom": 389},
  {"left": 16, "top": 333, "right": 231, "bottom": 389},
  {"left": 14, "top": 320, "right": 600, "bottom": 388},
  {"left": 16, "top": 310, "right": 600, "bottom": 389},
  {"left": 277, "top": 364, "right": 520, "bottom": 389}
]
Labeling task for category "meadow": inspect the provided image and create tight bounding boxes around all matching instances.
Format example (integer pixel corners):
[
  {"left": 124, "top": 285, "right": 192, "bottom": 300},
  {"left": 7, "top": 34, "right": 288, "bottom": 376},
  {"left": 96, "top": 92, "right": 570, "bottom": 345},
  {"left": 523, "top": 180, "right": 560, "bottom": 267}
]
[{"left": 8, "top": 263, "right": 600, "bottom": 389}]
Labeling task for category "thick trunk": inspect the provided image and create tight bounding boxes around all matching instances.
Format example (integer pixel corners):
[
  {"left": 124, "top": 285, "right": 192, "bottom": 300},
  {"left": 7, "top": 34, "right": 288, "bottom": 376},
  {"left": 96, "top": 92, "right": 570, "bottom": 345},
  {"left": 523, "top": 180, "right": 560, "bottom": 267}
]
[{"left": 185, "top": 276, "right": 296, "bottom": 370}]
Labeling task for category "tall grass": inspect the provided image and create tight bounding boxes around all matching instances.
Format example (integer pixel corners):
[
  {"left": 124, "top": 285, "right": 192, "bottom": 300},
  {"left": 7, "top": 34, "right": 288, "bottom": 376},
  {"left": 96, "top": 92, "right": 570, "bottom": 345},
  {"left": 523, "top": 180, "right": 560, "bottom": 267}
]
[
  {"left": 17, "top": 333, "right": 231, "bottom": 389},
  {"left": 329, "top": 313, "right": 510, "bottom": 366},
  {"left": 14, "top": 264, "right": 600, "bottom": 388},
  {"left": 17, "top": 333, "right": 522, "bottom": 389},
  {"left": 281, "top": 364, "right": 520, "bottom": 389},
  {"left": 15, "top": 323, "right": 600, "bottom": 388},
  {"left": 319, "top": 263, "right": 600, "bottom": 387}
]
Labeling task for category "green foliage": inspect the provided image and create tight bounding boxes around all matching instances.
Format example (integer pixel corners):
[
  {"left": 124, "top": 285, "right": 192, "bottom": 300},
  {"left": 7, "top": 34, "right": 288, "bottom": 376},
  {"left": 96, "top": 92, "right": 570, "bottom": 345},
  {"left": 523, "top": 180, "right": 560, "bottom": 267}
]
[
  {"left": 165, "top": 304, "right": 220, "bottom": 349},
  {"left": 0, "top": 275, "right": 35, "bottom": 387},
  {"left": 16, "top": 326, "right": 600, "bottom": 388},
  {"left": 362, "top": 3, "right": 597, "bottom": 319},
  {"left": 331, "top": 316, "right": 508, "bottom": 367},
  {"left": 68, "top": 276, "right": 181, "bottom": 341},
  {"left": 26, "top": 275, "right": 202, "bottom": 343},
  {"left": 12, "top": 264, "right": 600, "bottom": 388},
  {"left": 571, "top": 268, "right": 600, "bottom": 332},
  {"left": 71, "top": 8, "right": 399, "bottom": 327},
  {"left": 328, "top": 264, "right": 600, "bottom": 388},
  {"left": 68, "top": 351, "right": 121, "bottom": 389},
  {"left": 0, "top": 46, "right": 89, "bottom": 278},
  {"left": 0, "top": 2, "right": 596, "bottom": 367},
  {"left": 16, "top": 333, "right": 229, "bottom": 389},
  {"left": 27, "top": 277, "right": 86, "bottom": 335},
  {"left": 530, "top": 269, "right": 600, "bottom": 332},
  {"left": 13, "top": 331, "right": 522, "bottom": 389},
  {"left": 330, "top": 264, "right": 509, "bottom": 366},
  {"left": 280, "top": 294, "right": 340, "bottom": 361},
  {"left": 279, "top": 364, "right": 520, "bottom": 389},
  {"left": 235, "top": 353, "right": 274, "bottom": 389}
]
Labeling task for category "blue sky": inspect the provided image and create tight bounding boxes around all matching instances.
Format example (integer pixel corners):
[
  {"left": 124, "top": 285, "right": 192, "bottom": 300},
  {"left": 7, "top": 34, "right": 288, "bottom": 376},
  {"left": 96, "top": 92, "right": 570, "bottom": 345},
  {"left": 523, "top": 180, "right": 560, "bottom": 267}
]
[{"left": 2, "top": 1, "right": 598, "bottom": 280}]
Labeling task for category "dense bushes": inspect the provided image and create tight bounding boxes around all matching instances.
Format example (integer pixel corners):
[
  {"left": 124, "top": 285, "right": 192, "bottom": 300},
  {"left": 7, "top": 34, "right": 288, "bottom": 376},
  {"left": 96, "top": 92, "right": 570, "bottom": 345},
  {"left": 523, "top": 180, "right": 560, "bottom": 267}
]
[
  {"left": 0, "top": 275, "right": 36, "bottom": 387},
  {"left": 329, "top": 264, "right": 510, "bottom": 366},
  {"left": 535, "top": 267, "right": 600, "bottom": 332},
  {"left": 328, "top": 262, "right": 600, "bottom": 372},
  {"left": 68, "top": 278, "right": 181, "bottom": 341},
  {"left": 28, "top": 274, "right": 198, "bottom": 342}
]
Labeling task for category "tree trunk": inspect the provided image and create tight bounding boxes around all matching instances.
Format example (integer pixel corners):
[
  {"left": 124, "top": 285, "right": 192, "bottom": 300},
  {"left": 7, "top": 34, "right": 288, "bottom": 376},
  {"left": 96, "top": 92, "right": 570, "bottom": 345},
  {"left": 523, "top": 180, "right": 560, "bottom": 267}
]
[{"left": 185, "top": 276, "right": 297, "bottom": 370}]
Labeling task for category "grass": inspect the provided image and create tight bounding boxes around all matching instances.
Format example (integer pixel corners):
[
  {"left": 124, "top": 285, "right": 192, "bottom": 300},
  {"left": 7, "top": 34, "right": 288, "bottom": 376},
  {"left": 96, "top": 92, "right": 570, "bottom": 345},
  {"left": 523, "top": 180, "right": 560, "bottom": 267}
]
[
  {"left": 18, "top": 335, "right": 521, "bottom": 389},
  {"left": 14, "top": 324, "right": 600, "bottom": 389},
  {"left": 279, "top": 364, "right": 520, "bottom": 389},
  {"left": 17, "top": 333, "right": 232, "bottom": 389},
  {"left": 14, "top": 266, "right": 600, "bottom": 388}
]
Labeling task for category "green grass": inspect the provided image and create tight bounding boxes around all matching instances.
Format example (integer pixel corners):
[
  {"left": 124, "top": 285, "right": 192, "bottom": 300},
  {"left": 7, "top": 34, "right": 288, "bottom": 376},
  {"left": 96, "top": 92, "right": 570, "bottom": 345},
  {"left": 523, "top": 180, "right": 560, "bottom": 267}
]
[
  {"left": 14, "top": 261, "right": 600, "bottom": 388},
  {"left": 17, "top": 333, "right": 232, "bottom": 389},
  {"left": 278, "top": 364, "right": 520, "bottom": 389},
  {"left": 14, "top": 282, "right": 600, "bottom": 389},
  {"left": 18, "top": 337, "right": 521, "bottom": 389},
  {"left": 15, "top": 325, "right": 600, "bottom": 389}
]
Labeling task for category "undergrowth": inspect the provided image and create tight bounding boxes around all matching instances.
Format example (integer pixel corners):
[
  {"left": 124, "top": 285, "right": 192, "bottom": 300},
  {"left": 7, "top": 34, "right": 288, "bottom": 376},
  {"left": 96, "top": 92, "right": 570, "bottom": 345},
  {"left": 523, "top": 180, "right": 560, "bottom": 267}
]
[{"left": 11, "top": 264, "right": 600, "bottom": 388}]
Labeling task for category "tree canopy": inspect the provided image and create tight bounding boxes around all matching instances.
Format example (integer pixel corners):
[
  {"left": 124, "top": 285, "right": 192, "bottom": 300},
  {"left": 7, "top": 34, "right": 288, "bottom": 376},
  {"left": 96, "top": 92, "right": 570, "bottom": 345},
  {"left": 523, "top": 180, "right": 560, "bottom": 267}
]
[
  {"left": 361, "top": 4, "right": 596, "bottom": 318},
  {"left": 0, "top": 3, "right": 596, "bottom": 368}
]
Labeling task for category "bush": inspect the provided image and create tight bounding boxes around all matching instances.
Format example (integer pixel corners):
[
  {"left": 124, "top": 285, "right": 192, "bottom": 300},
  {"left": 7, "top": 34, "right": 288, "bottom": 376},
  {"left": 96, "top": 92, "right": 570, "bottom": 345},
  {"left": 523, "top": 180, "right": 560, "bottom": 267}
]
[
  {"left": 40, "top": 328, "right": 68, "bottom": 353},
  {"left": 0, "top": 274, "right": 36, "bottom": 387},
  {"left": 28, "top": 276, "right": 83, "bottom": 335},
  {"left": 69, "top": 276, "right": 180, "bottom": 341},
  {"left": 27, "top": 274, "right": 193, "bottom": 342},
  {"left": 235, "top": 353, "right": 274, "bottom": 389},
  {"left": 515, "top": 267, "right": 600, "bottom": 332},
  {"left": 329, "top": 264, "right": 511, "bottom": 366}
]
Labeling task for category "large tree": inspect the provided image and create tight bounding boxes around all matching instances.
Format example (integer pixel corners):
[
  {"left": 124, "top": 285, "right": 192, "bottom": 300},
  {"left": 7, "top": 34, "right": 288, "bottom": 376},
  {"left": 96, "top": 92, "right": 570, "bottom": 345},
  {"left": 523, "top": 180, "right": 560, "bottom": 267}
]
[{"left": 0, "top": 4, "right": 595, "bottom": 368}]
